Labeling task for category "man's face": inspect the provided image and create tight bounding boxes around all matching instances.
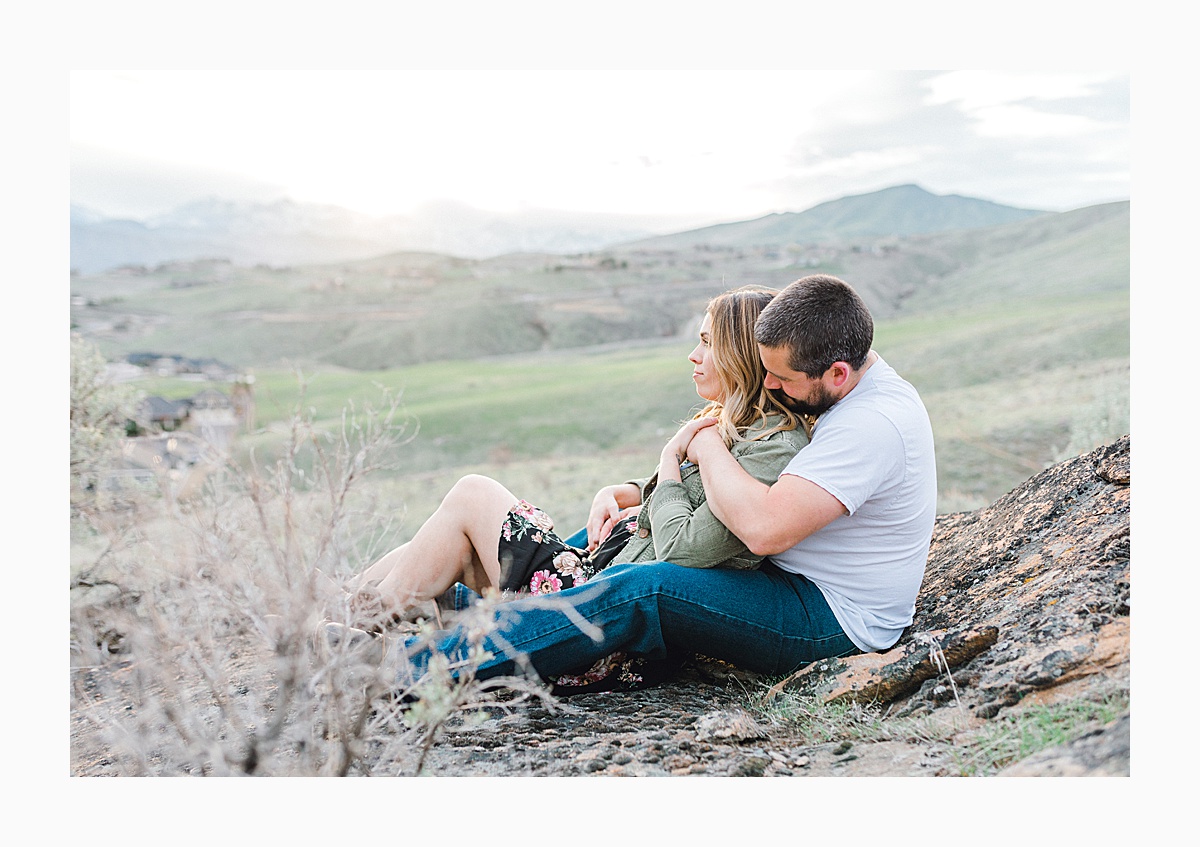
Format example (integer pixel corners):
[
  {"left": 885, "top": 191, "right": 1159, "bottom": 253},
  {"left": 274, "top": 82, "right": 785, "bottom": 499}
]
[{"left": 759, "top": 345, "right": 840, "bottom": 416}]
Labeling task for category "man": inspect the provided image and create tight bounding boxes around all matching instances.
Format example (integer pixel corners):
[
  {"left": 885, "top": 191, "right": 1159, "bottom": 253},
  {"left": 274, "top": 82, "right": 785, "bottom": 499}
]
[
  {"left": 682, "top": 274, "right": 937, "bottom": 655},
  {"left": 396, "top": 274, "right": 936, "bottom": 685}
]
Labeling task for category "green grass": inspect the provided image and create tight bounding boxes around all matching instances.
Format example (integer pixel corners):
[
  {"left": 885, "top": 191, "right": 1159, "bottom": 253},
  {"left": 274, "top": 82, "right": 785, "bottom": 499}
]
[
  {"left": 140, "top": 339, "right": 704, "bottom": 534},
  {"left": 755, "top": 685, "right": 1129, "bottom": 777},
  {"left": 875, "top": 290, "right": 1128, "bottom": 390},
  {"left": 889, "top": 202, "right": 1128, "bottom": 311},
  {"left": 868, "top": 290, "right": 1129, "bottom": 509},
  {"left": 121, "top": 223, "right": 1129, "bottom": 528},
  {"left": 130, "top": 289, "right": 1130, "bottom": 530},
  {"left": 758, "top": 693, "right": 899, "bottom": 746},
  {"left": 948, "top": 689, "right": 1130, "bottom": 776}
]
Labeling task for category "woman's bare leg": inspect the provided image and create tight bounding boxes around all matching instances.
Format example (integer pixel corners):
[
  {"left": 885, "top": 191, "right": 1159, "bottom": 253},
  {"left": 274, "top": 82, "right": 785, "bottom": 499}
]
[{"left": 347, "top": 474, "right": 520, "bottom": 625}]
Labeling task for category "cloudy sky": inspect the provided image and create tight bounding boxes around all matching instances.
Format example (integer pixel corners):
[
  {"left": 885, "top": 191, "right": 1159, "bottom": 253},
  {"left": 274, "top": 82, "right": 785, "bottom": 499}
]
[{"left": 70, "top": 69, "right": 1128, "bottom": 226}]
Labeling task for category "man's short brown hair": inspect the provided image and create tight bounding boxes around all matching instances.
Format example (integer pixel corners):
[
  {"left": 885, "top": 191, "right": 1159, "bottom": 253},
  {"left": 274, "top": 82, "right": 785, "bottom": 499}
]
[{"left": 754, "top": 275, "right": 874, "bottom": 377}]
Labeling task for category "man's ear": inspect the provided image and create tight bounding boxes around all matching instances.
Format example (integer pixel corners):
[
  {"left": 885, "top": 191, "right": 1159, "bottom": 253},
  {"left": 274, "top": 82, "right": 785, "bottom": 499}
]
[{"left": 827, "top": 361, "right": 852, "bottom": 388}]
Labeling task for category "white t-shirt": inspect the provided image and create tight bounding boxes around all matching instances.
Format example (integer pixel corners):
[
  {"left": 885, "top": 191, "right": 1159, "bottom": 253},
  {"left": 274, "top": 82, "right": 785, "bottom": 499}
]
[{"left": 770, "top": 355, "right": 936, "bottom": 652}]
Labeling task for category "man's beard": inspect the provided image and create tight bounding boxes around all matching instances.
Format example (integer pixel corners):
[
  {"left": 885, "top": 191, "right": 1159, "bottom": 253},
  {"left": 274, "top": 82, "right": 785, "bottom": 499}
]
[{"left": 776, "top": 385, "right": 838, "bottom": 417}]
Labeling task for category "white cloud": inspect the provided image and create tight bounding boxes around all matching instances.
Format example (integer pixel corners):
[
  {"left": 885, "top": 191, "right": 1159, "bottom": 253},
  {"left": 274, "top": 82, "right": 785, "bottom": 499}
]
[
  {"left": 69, "top": 69, "right": 1129, "bottom": 220},
  {"left": 968, "top": 104, "right": 1100, "bottom": 139},
  {"left": 924, "top": 70, "right": 1128, "bottom": 139},
  {"left": 924, "top": 70, "right": 1118, "bottom": 109}
]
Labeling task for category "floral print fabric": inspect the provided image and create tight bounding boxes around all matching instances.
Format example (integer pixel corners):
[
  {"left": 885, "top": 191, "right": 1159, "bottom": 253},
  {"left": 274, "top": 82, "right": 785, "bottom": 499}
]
[{"left": 497, "top": 500, "right": 635, "bottom": 594}]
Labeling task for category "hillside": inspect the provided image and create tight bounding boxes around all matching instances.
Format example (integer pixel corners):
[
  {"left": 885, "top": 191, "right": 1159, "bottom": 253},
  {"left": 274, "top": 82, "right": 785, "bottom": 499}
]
[
  {"left": 621, "top": 183, "right": 1047, "bottom": 251},
  {"left": 70, "top": 198, "right": 1128, "bottom": 373},
  {"left": 71, "top": 193, "right": 1129, "bottom": 516}
]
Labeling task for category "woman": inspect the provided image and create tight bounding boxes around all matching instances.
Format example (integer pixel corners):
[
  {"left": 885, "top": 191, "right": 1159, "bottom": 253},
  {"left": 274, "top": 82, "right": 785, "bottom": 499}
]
[{"left": 339, "top": 286, "right": 814, "bottom": 655}]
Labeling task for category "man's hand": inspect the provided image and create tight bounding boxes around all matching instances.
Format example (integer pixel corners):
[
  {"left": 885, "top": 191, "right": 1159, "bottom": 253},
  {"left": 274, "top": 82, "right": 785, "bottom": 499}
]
[
  {"left": 685, "top": 423, "right": 726, "bottom": 465},
  {"left": 686, "top": 424, "right": 847, "bottom": 556}
]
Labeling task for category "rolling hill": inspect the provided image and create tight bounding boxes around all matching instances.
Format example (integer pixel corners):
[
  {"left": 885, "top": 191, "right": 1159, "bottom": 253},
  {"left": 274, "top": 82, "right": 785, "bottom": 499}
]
[
  {"left": 71, "top": 186, "right": 1129, "bottom": 522},
  {"left": 619, "top": 184, "right": 1047, "bottom": 251},
  {"left": 70, "top": 196, "right": 1128, "bottom": 374}
]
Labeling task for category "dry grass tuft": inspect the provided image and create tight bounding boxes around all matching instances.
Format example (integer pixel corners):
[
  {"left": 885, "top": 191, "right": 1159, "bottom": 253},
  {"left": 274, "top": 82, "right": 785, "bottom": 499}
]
[{"left": 70, "top": 382, "right": 566, "bottom": 776}]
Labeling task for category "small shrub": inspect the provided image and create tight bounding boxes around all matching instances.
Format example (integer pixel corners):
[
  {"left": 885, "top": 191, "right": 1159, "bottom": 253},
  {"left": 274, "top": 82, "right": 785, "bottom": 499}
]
[
  {"left": 70, "top": 383, "right": 560, "bottom": 776},
  {"left": 70, "top": 333, "right": 140, "bottom": 512},
  {"left": 1054, "top": 393, "right": 1130, "bottom": 463}
]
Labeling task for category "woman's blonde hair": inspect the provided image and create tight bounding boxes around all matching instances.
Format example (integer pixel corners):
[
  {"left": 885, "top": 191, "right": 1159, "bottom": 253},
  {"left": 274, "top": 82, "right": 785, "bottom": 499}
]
[{"left": 694, "top": 285, "right": 813, "bottom": 445}]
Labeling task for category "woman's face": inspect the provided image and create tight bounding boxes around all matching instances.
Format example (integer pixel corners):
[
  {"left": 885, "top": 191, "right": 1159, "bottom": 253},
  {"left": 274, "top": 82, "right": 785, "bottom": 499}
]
[{"left": 689, "top": 313, "right": 722, "bottom": 402}]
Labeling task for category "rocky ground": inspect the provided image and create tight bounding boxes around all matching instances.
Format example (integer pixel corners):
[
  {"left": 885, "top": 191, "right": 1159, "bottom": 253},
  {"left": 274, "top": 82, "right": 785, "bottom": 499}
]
[{"left": 70, "top": 437, "right": 1130, "bottom": 778}]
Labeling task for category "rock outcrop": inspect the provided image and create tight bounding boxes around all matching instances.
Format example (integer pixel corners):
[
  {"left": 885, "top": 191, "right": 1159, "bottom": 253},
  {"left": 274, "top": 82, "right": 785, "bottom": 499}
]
[{"left": 776, "top": 435, "right": 1130, "bottom": 725}]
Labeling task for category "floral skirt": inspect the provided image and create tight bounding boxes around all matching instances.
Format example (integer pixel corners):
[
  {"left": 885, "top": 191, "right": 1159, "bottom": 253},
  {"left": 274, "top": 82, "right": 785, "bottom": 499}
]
[
  {"left": 497, "top": 500, "right": 635, "bottom": 595},
  {"left": 496, "top": 501, "right": 679, "bottom": 694}
]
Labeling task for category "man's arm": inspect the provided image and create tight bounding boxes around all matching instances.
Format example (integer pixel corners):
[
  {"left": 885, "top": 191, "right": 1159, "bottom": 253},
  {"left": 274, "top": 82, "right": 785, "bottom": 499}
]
[{"left": 687, "top": 426, "right": 847, "bottom": 556}]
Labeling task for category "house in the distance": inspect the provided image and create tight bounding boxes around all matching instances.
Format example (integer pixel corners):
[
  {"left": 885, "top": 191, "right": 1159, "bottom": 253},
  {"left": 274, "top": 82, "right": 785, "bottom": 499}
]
[
  {"left": 121, "top": 385, "right": 249, "bottom": 500},
  {"left": 136, "top": 396, "right": 191, "bottom": 432},
  {"left": 134, "top": 388, "right": 242, "bottom": 452},
  {"left": 186, "top": 388, "right": 239, "bottom": 452},
  {"left": 125, "top": 352, "right": 238, "bottom": 381},
  {"left": 107, "top": 356, "right": 254, "bottom": 501}
]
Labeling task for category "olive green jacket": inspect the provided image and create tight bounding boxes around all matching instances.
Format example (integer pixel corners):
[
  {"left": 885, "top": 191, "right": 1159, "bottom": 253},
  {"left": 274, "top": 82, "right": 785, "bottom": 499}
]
[{"left": 610, "top": 415, "right": 810, "bottom": 571}]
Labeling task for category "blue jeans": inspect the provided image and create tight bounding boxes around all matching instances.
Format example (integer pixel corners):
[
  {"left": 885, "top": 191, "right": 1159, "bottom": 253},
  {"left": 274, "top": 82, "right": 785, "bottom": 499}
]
[{"left": 402, "top": 541, "right": 859, "bottom": 685}]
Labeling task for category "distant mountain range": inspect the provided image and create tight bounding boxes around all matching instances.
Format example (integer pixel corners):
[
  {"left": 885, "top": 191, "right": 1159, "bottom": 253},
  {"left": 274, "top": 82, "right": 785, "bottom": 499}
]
[
  {"left": 627, "top": 184, "right": 1047, "bottom": 250},
  {"left": 70, "top": 184, "right": 1053, "bottom": 275},
  {"left": 68, "top": 199, "right": 694, "bottom": 274}
]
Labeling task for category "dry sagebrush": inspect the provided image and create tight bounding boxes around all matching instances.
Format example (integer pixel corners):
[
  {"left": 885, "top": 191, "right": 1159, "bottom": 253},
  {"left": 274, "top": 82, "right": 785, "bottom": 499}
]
[{"left": 70, "top": 383, "right": 562, "bottom": 776}]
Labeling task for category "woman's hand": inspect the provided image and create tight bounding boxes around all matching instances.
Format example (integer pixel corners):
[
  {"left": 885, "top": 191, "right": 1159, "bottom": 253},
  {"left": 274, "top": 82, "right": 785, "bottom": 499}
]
[
  {"left": 590, "top": 505, "right": 642, "bottom": 552},
  {"left": 659, "top": 417, "right": 719, "bottom": 481},
  {"left": 585, "top": 483, "right": 641, "bottom": 551}
]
